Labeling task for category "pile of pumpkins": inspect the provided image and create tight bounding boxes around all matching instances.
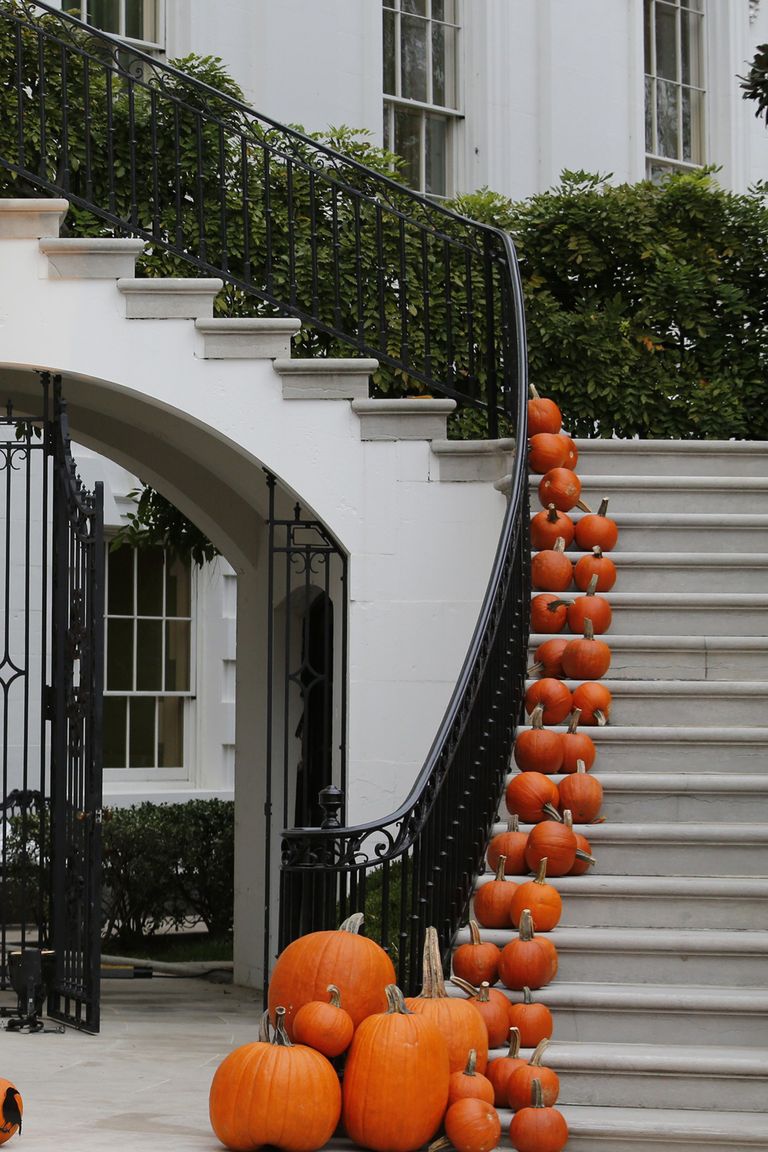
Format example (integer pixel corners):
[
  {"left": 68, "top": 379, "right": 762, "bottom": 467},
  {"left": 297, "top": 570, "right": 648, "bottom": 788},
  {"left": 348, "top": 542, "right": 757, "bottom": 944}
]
[{"left": 209, "top": 914, "right": 568, "bottom": 1152}]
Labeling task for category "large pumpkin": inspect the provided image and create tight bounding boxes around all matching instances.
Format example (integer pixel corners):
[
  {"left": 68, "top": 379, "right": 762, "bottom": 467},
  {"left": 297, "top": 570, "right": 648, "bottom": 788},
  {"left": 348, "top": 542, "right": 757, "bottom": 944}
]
[
  {"left": 268, "top": 913, "right": 396, "bottom": 1037},
  {"left": 0, "top": 1082, "right": 22, "bottom": 1144},
  {"left": 209, "top": 1008, "right": 341, "bottom": 1152},
  {"left": 342, "top": 985, "right": 450, "bottom": 1152}
]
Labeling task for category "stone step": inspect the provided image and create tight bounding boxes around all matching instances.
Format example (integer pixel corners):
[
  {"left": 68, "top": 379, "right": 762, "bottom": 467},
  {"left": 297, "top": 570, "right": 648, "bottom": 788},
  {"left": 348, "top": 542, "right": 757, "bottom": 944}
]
[
  {"left": 528, "top": 633, "right": 768, "bottom": 681},
  {"left": 570, "top": 511, "right": 768, "bottom": 552},
  {"left": 505, "top": 1103, "right": 768, "bottom": 1151},
  {"left": 476, "top": 873, "right": 768, "bottom": 930},
  {"left": 590, "top": 772, "right": 768, "bottom": 823},
  {"left": 530, "top": 551, "right": 768, "bottom": 594},
  {"left": 571, "top": 438, "right": 768, "bottom": 478},
  {"left": 273, "top": 356, "right": 378, "bottom": 400},
  {"left": 575, "top": 474, "right": 768, "bottom": 515},
  {"left": 40, "top": 236, "right": 146, "bottom": 279},
  {"left": 549, "top": 591, "right": 768, "bottom": 634},
  {"left": 525, "top": 678, "right": 768, "bottom": 726},
  {"left": 462, "top": 924, "right": 768, "bottom": 986},
  {"left": 494, "top": 982, "right": 768, "bottom": 1048},
  {"left": 490, "top": 1040, "right": 768, "bottom": 1113},
  {"left": 528, "top": 725, "right": 768, "bottom": 772}
]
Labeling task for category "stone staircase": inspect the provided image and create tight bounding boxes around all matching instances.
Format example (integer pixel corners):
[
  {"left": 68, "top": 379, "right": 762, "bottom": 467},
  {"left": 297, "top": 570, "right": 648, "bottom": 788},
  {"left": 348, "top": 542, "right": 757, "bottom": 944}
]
[{"left": 459, "top": 437, "right": 768, "bottom": 1150}]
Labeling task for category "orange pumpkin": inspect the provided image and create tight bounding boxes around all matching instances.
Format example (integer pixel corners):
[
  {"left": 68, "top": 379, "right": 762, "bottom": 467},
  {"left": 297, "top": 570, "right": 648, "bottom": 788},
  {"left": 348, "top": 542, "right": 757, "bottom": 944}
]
[
  {"left": 443, "top": 1097, "right": 502, "bottom": 1152},
  {"left": 504, "top": 772, "right": 560, "bottom": 825},
  {"left": 531, "top": 538, "right": 573, "bottom": 593},
  {"left": 566, "top": 573, "right": 612, "bottom": 635},
  {"left": 563, "top": 810, "right": 597, "bottom": 875},
  {"left": 530, "top": 504, "right": 575, "bottom": 551},
  {"left": 527, "top": 638, "right": 569, "bottom": 681},
  {"left": 487, "top": 817, "right": 529, "bottom": 875},
  {"left": 508, "top": 1077, "right": 569, "bottom": 1152},
  {"left": 0, "top": 1081, "right": 22, "bottom": 1144},
  {"left": 486, "top": 1027, "right": 525, "bottom": 1107},
  {"left": 560, "top": 709, "right": 597, "bottom": 773},
  {"left": 405, "top": 927, "right": 489, "bottom": 1073},
  {"left": 514, "top": 702, "right": 564, "bottom": 775},
  {"left": 452, "top": 919, "right": 501, "bottom": 988},
  {"left": 574, "top": 545, "right": 617, "bottom": 592},
  {"left": 507, "top": 986, "right": 554, "bottom": 1049},
  {"left": 209, "top": 1008, "right": 341, "bottom": 1152},
  {"left": 524, "top": 678, "right": 573, "bottom": 726},
  {"left": 572, "top": 681, "right": 612, "bottom": 726},
  {"left": 528, "top": 385, "right": 562, "bottom": 436},
  {"left": 574, "top": 497, "right": 618, "bottom": 552},
  {"left": 498, "top": 910, "right": 558, "bottom": 992},
  {"left": 447, "top": 1049, "right": 496, "bottom": 1107},
  {"left": 293, "top": 983, "right": 354, "bottom": 1058},
  {"left": 510, "top": 859, "right": 562, "bottom": 932},
  {"left": 474, "top": 857, "right": 519, "bottom": 928},
  {"left": 267, "top": 913, "right": 396, "bottom": 1037},
  {"left": 538, "top": 468, "right": 587, "bottom": 513},
  {"left": 560, "top": 618, "right": 612, "bottom": 680},
  {"left": 558, "top": 760, "right": 604, "bottom": 823},
  {"left": 528, "top": 432, "right": 568, "bottom": 474},
  {"left": 452, "top": 978, "right": 512, "bottom": 1050},
  {"left": 343, "top": 985, "right": 450, "bottom": 1152},
  {"left": 530, "top": 593, "right": 570, "bottom": 634},
  {"left": 524, "top": 819, "right": 577, "bottom": 877},
  {"left": 506, "top": 1040, "right": 560, "bottom": 1112}
]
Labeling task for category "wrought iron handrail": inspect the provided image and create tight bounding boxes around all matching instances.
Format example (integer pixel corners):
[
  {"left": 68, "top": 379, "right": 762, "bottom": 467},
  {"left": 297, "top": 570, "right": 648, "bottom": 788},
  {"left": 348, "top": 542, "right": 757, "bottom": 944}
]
[
  {"left": 0, "top": 1, "right": 531, "bottom": 987},
  {"left": 0, "top": 0, "right": 520, "bottom": 433}
]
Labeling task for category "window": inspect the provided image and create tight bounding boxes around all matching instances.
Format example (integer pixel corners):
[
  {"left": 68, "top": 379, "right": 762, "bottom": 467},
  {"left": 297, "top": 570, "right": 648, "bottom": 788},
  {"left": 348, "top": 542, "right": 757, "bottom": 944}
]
[
  {"left": 104, "top": 546, "right": 193, "bottom": 777},
  {"left": 644, "top": 0, "right": 706, "bottom": 178},
  {"left": 383, "top": 0, "right": 460, "bottom": 197},
  {"left": 69, "top": 1, "right": 162, "bottom": 49}
]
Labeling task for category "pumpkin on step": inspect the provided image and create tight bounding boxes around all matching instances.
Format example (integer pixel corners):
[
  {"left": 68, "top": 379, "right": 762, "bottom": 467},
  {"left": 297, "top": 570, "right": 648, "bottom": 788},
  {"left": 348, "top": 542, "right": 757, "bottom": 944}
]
[
  {"left": 560, "top": 709, "right": 596, "bottom": 773},
  {"left": 487, "top": 818, "right": 529, "bottom": 875},
  {"left": 510, "top": 858, "right": 562, "bottom": 932},
  {"left": 530, "top": 504, "right": 574, "bottom": 551},
  {"left": 524, "top": 817, "right": 577, "bottom": 877},
  {"left": 574, "top": 497, "right": 618, "bottom": 552},
  {"left": 451, "top": 978, "right": 512, "bottom": 1049},
  {"left": 452, "top": 920, "right": 501, "bottom": 987},
  {"left": 572, "top": 681, "right": 612, "bottom": 726},
  {"left": 505, "top": 772, "right": 561, "bottom": 825},
  {"left": 560, "top": 619, "right": 611, "bottom": 681},
  {"left": 498, "top": 909, "right": 558, "bottom": 991},
  {"left": 486, "top": 1027, "right": 526, "bottom": 1107},
  {"left": 439, "top": 1097, "right": 502, "bottom": 1152},
  {"left": 292, "top": 984, "right": 354, "bottom": 1058},
  {"left": 566, "top": 573, "right": 612, "bottom": 635},
  {"left": 531, "top": 593, "right": 570, "bottom": 634},
  {"left": 507, "top": 986, "right": 554, "bottom": 1049},
  {"left": 531, "top": 538, "right": 573, "bottom": 593},
  {"left": 528, "top": 433, "right": 576, "bottom": 475},
  {"left": 527, "top": 385, "right": 562, "bottom": 436},
  {"left": 506, "top": 1039, "right": 560, "bottom": 1112},
  {"left": 527, "top": 638, "right": 569, "bottom": 681},
  {"left": 508, "top": 1077, "right": 569, "bottom": 1152},
  {"left": 524, "top": 678, "right": 573, "bottom": 726},
  {"left": 558, "top": 760, "right": 604, "bottom": 823},
  {"left": 538, "top": 467, "right": 586, "bottom": 514},
  {"left": 574, "top": 545, "right": 617, "bottom": 592},
  {"left": 447, "top": 1049, "right": 496, "bottom": 1106},
  {"left": 474, "top": 857, "right": 518, "bottom": 928},
  {"left": 514, "top": 702, "right": 564, "bottom": 775}
]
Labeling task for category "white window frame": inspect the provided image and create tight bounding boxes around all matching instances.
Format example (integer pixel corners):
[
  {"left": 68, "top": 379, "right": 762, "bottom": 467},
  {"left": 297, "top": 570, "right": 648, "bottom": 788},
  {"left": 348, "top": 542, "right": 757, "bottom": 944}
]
[
  {"left": 383, "top": 0, "right": 462, "bottom": 197},
  {"left": 72, "top": 0, "right": 165, "bottom": 52},
  {"left": 644, "top": 0, "right": 706, "bottom": 177},
  {"left": 103, "top": 543, "right": 196, "bottom": 782}
]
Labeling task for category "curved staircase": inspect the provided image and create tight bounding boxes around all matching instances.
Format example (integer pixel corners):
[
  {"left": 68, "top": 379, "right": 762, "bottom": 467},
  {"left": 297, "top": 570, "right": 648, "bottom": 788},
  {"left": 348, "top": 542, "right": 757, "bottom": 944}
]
[{"left": 461, "top": 437, "right": 768, "bottom": 1149}]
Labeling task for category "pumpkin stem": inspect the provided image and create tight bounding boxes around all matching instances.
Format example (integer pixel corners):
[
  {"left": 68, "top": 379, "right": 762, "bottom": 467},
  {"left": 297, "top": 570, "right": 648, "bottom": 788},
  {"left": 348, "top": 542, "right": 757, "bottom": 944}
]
[
  {"left": 530, "top": 702, "right": 545, "bottom": 731},
  {"left": 477, "top": 982, "right": 492, "bottom": 1004},
  {"left": 339, "top": 912, "right": 365, "bottom": 934},
  {"left": 562, "top": 810, "right": 573, "bottom": 830},
  {"left": 553, "top": 536, "right": 566, "bottom": 553},
  {"left": 542, "top": 802, "right": 562, "bottom": 822},
  {"left": 428, "top": 1140, "right": 451, "bottom": 1152},
  {"left": 530, "top": 1077, "right": 545, "bottom": 1109},
  {"left": 585, "top": 573, "right": 599, "bottom": 597},
  {"left": 385, "top": 984, "right": 413, "bottom": 1015},
  {"left": 273, "top": 1006, "right": 294, "bottom": 1047},
  {"left": 530, "top": 1038, "right": 550, "bottom": 1067},
  {"left": 597, "top": 497, "right": 610, "bottom": 518},
  {"left": 526, "top": 661, "right": 545, "bottom": 677},
  {"left": 576, "top": 849, "right": 597, "bottom": 866},
  {"left": 494, "top": 855, "right": 508, "bottom": 882},
  {"left": 463, "top": 1048, "right": 479, "bottom": 1077},
  {"left": 510, "top": 815, "right": 520, "bottom": 833},
  {"left": 534, "top": 858, "right": 548, "bottom": 885},
  {"left": 546, "top": 503, "right": 559, "bottom": 524},
  {"left": 592, "top": 545, "right": 603, "bottom": 559},
  {"left": 594, "top": 709, "right": 608, "bottom": 726},
  {"left": 507, "top": 1026, "right": 522, "bottom": 1058},
  {"left": 258, "top": 1009, "right": 272, "bottom": 1042},
  {"left": 529, "top": 383, "right": 541, "bottom": 399},
  {"left": 567, "top": 708, "right": 582, "bottom": 734},
  {"left": 468, "top": 919, "right": 483, "bottom": 947},
  {"left": 576, "top": 760, "right": 587, "bottom": 776},
  {"left": 583, "top": 618, "right": 595, "bottom": 641},
  {"left": 548, "top": 597, "right": 573, "bottom": 611},
  {"left": 576, "top": 498, "right": 592, "bottom": 513},
  {"left": 327, "top": 984, "right": 342, "bottom": 1009},
  {"left": 450, "top": 975, "right": 478, "bottom": 998},
  {"left": 419, "top": 927, "right": 448, "bottom": 999},
  {"left": 522, "top": 986, "right": 534, "bottom": 1005},
  {"left": 518, "top": 908, "right": 535, "bottom": 942}
]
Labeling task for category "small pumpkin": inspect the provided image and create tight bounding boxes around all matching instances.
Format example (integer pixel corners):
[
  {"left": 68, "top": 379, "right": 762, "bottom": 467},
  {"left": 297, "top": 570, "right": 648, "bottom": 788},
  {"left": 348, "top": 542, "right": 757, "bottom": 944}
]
[
  {"left": 563, "top": 810, "right": 597, "bottom": 875},
  {"left": 574, "top": 497, "right": 618, "bottom": 552},
  {"left": 531, "top": 537, "right": 573, "bottom": 593},
  {"left": 507, "top": 986, "right": 554, "bottom": 1049},
  {"left": 405, "top": 927, "right": 489, "bottom": 1073},
  {"left": 452, "top": 920, "right": 501, "bottom": 987},
  {"left": 530, "top": 504, "right": 575, "bottom": 551},
  {"left": 506, "top": 1040, "right": 560, "bottom": 1112},
  {"left": 572, "top": 681, "right": 612, "bottom": 726},
  {"left": 486, "top": 1028, "right": 525, "bottom": 1107},
  {"left": 560, "top": 618, "right": 612, "bottom": 681},
  {"left": 510, "top": 858, "right": 562, "bottom": 932},
  {"left": 538, "top": 467, "right": 589, "bottom": 514},
  {"left": 530, "top": 593, "right": 569, "bottom": 634},
  {"left": 574, "top": 544, "right": 617, "bottom": 592},
  {"left": 498, "top": 909, "right": 558, "bottom": 992},
  {"left": 558, "top": 759, "right": 604, "bottom": 823},
  {"left": 487, "top": 817, "right": 529, "bottom": 875},
  {"left": 451, "top": 978, "right": 512, "bottom": 1050},
  {"left": 474, "top": 857, "right": 519, "bottom": 929},
  {"left": 524, "top": 678, "right": 573, "bottom": 726},
  {"left": 447, "top": 1049, "right": 496, "bottom": 1107},
  {"left": 528, "top": 433, "right": 570, "bottom": 474},
  {"left": 560, "top": 708, "right": 596, "bottom": 774},
  {"left": 527, "top": 638, "right": 569, "bottom": 680},
  {"left": 513, "top": 702, "right": 564, "bottom": 775},
  {"left": 504, "top": 772, "right": 561, "bottom": 825},
  {"left": 293, "top": 983, "right": 354, "bottom": 1058},
  {"left": 527, "top": 385, "right": 562, "bottom": 436},
  {"left": 524, "top": 818, "right": 577, "bottom": 877},
  {"left": 566, "top": 573, "right": 612, "bottom": 635},
  {"left": 440, "top": 1097, "right": 502, "bottom": 1152},
  {"left": 343, "top": 985, "right": 450, "bottom": 1152},
  {"left": 508, "top": 1077, "right": 569, "bottom": 1152},
  {"left": 0, "top": 1082, "right": 22, "bottom": 1144},
  {"left": 209, "top": 1008, "right": 342, "bottom": 1152}
]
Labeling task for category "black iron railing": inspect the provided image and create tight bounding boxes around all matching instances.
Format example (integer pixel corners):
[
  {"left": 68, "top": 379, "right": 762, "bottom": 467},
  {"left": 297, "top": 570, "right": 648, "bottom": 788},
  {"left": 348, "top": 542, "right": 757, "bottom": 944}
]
[
  {"left": 0, "top": 0, "right": 530, "bottom": 986},
  {"left": 0, "top": 0, "right": 520, "bottom": 433}
]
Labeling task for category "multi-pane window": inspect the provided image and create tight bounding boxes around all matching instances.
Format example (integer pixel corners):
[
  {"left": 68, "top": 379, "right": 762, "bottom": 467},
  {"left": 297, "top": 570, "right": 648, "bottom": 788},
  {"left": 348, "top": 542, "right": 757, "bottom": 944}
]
[
  {"left": 383, "top": 0, "right": 460, "bottom": 197},
  {"left": 644, "top": 0, "right": 705, "bottom": 177},
  {"left": 104, "top": 546, "right": 192, "bottom": 774},
  {"left": 69, "top": 1, "right": 162, "bottom": 48}
]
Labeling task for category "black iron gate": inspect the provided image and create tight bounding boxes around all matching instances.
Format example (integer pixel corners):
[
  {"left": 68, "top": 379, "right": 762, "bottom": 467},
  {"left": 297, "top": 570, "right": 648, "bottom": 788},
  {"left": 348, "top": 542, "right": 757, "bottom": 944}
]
[{"left": 0, "top": 372, "right": 103, "bottom": 1033}]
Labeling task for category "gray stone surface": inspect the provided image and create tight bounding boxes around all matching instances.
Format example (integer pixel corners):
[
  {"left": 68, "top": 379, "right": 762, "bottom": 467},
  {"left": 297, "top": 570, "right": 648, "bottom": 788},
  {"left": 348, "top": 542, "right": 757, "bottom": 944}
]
[
  {"left": 195, "top": 317, "right": 301, "bottom": 359},
  {"left": 351, "top": 398, "right": 456, "bottom": 441},
  {"left": 430, "top": 435, "right": 515, "bottom": 480},
  {"left": 0, "top": 198, "right": 68, "bottom": 238},
  {"left": 274, "top": 357, "right": 378, "bottom": 399},
  {"left": 41, "top": 237, "right": 146, "bottom": 279},
  {"left": 117, "top": 278, "right": 224, "bottom": 319}
]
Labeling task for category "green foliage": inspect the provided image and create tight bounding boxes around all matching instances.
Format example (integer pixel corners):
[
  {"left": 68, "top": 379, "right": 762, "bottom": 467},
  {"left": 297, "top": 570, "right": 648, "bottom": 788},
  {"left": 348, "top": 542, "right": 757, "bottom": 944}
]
[
  {"left": 740, "top": 43, "right": 768, "bottom": 125},
  {"left": 450, "top": 169, "right": 768, "bottom": 439},
  {"left": 111, "top": 485, "right": 218, "bottom": 565}
]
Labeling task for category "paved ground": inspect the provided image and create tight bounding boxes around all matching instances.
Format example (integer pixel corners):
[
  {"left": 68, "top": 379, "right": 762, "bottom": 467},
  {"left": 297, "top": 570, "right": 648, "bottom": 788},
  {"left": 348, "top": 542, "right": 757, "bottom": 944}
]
[{"left": 1, "top": 972, "right": 264, "bottom": 1151}]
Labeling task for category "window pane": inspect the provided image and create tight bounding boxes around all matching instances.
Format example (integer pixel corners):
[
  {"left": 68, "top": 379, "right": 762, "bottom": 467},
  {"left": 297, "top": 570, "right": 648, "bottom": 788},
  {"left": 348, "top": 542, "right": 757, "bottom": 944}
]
[
  {"left": 644, "top": 0, "right": 653, "bottom": 74},
  {"left": 165, "top": 555, "right": 190, "bottom": 618},
  {"left": 158, "top": 697, "right": 184, "bottom": 768},
  {"left": 425, "top": 115, "right": 447, "bottom": 197},
  {"left": 137, "top": 548, "right": 164, "bottom": 616},
  {"left": 129, "top": 697, "right": 155, "bottom": 768},
  {"left": 645, "top": 75, "right": 655, "bottom": 152},
  {"left": 165, "top": 620, "right": 190, "bottom": 691},
  {"left": 681, "top": 11, "right": 703, "bottom": 88},
  {"left": 433, "top": 1, "right": 456, "bottom": 22},
  {"left": 395, "top": 106, "right": 422, "bottom": 189},
  {"left": 126, "top": 0, "right": 155, "bottom": 41},
  {"left": 383, "top": 7, "right": 396, "bottom": 94},
  {"left": 107, "top": 618, "right": 133, "bottom": 690},
  {"left": 103, "top": 696, "right": 126, "bottom": 768},
  {"left": 136, "top": 619, "right": 163, "bottom": 690},
  {"left": 655, "top": 3, "right": 678, "bottom": 81},
  {"left": 87, "top": 0, "right": 119, "bottom": 33},
  {"left": 402, "top": 0, "right": 426, "bottom": 13},
  {"left": 107, "top": 546, "right": 133, "bottom": 615},
  {"left": 401, "top": 14, "right": 428, "bottom": 102},
  {"left": 682, "top": 88, "right": 704, "bottom": 162},
  {"left": 656, "top": 79, "right": 679, "bottom": 158},
  {"left": 432, "top": 23, "right": 456, "bottom": 107}
]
